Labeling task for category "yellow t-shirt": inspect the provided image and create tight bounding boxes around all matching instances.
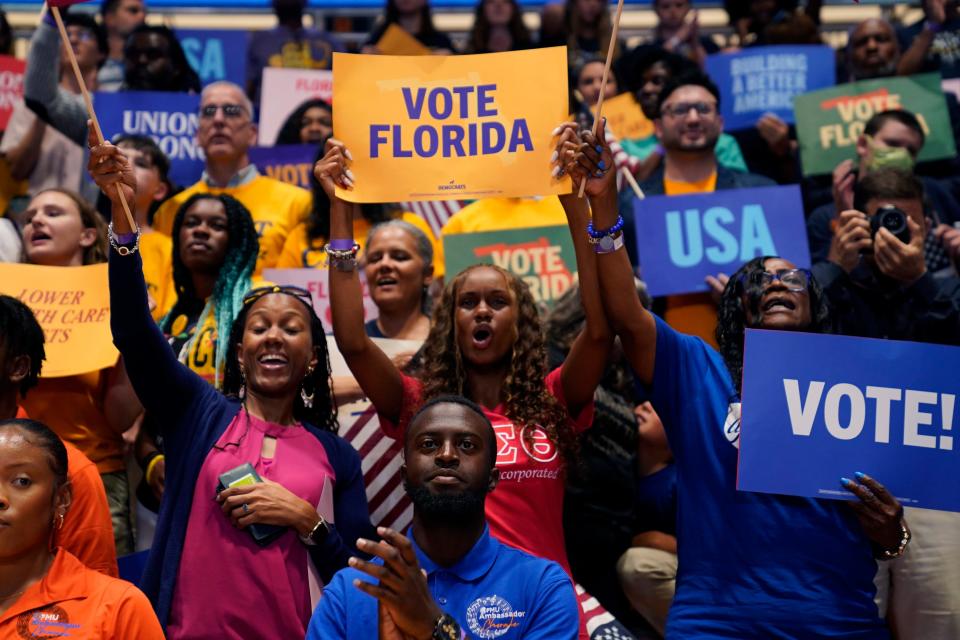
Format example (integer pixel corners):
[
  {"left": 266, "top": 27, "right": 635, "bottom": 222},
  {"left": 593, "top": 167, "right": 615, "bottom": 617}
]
[
  {"left": 152, "top": 175, "right": 311, "bottom": 277},
  {"left": 440, "top": 196, "right": 566, "bottom": 236},
  {"left": 663, "top": 171, "right": 719, "bottom": 348},
  {"left": 140, "top": 231, "right": 175, "bottom": 321},
  {"left": 276, "top": 212, "right": 445, "bottom": 277},
  {"left": 22, "top": 370, "right": 124, "bottom": 475}
]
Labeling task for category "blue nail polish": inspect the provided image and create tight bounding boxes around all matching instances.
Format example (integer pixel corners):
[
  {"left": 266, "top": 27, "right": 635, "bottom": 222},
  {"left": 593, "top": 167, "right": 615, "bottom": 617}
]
[
  {"left": 854, "top": 471, "right": 865, "bottom": 480},
  {"left": 840, "top": 477, "right": 852, "bottom": 486},
  {"left": 598, "top": 160, "right": 607, "bottom": 170},
  {"left": 595, "top": 145, "right": 603, "bottom": 154}
]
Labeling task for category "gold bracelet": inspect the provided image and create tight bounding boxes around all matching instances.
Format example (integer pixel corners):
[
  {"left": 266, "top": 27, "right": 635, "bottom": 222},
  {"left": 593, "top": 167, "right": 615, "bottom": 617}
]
[{"left": 145, "top": 454, "right": 165, "bottom": 486}]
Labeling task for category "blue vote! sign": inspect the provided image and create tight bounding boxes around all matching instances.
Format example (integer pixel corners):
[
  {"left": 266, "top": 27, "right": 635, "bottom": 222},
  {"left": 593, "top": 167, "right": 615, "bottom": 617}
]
[
  {"left": 632, "top": 185, "right": 810, "bottom": 297},
  {"left": 177, "top": 29, "right": 248, "bottom": 87},
  {"left": 96, "top": 91, "right": 203, "bottom": 187},
  {"left": 739, "top": 330, "right": 960, "bottom": 512},
  {"left": 249, "top": 144, "right": 317, "bottom": 190},
  {"left": 706, "top": 45, "right": 836, "bottom": 131}
]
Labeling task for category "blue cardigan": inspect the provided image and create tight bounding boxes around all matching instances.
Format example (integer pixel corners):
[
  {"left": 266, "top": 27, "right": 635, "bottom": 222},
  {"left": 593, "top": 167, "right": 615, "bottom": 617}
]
[{"left": 109, "top": 251, "right": 375, "bottom": 628}]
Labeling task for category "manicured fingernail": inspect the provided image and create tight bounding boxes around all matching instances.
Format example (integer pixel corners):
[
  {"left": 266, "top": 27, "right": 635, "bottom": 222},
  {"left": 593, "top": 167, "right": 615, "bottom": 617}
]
[
  {"left": 377, "top": 526, "right": 387, "bottom": 535},
  {"left": 348, "top": 557, "right": 358, "bottom": 567},
  {"left": 595, "top": 145, "right": 603, "bottom": 154},
  {"left": 854, "top": 471, "right": 865, "bottom": 480},
  {"left": 345, "top": 168, "right": 356, "bottom": 181},
  {"left": 552, "top": 126, "right": 562, "bottom": 136},
  {"left": 344, "top": 149, "right": 353, "bottom": 160},
  {"left": 343, "top": 177, "right": 355, "bottom": 188},
  {"left": 840, "top": 477, "right": 852, "bottom": 486},
  {"left": 550, "top": 150, "right": 558, "bottom": 163},
  {"left": 357, "top": 538, "right": 369, "bottom": 546},
  {"left": 598, "top": 160, "right": 607, "bottom": 170},
  {"left": 551, "top": 165, "right": 562, "bottom": 177}
]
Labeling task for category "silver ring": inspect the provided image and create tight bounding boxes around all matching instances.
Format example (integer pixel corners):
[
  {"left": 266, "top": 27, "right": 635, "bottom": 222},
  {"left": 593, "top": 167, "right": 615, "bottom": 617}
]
[{"left": 242, "top": 503, "right": 249, "bottom": 513}]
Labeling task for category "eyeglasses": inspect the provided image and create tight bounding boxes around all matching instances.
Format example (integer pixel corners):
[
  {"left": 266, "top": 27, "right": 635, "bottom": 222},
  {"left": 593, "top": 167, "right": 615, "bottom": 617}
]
[
  {"left": 67, "top": 29, "right": 96, "bottom": 42},
  {"left": 661, "top": 101, "right": 717, "bottom": 118},
  {"left": 243, "top": 285, "right": 314, "bottom": 307},
  {"left": 200, "top": 104, "right": 247, "bottom": 119},
  {"left": 740, "top": 268, "right": 812, "bottom": 292}
]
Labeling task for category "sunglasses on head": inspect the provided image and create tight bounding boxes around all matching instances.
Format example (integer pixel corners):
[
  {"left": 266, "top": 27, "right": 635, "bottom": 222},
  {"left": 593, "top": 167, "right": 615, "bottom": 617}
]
[{"left": 243, "top": 285, "right": 314, "bottom": 307}]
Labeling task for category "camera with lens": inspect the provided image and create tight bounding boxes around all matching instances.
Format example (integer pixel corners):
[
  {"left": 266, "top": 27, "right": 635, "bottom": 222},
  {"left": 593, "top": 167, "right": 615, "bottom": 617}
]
[{"left": 869, "top": 205, "right": 911, "bottom": 244}]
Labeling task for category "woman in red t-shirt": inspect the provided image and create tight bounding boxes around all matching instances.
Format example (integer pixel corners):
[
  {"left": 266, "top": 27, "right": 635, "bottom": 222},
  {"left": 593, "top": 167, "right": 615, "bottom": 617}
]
[{"left": 317, "top": 138, "right": 611, "bottom": 638}]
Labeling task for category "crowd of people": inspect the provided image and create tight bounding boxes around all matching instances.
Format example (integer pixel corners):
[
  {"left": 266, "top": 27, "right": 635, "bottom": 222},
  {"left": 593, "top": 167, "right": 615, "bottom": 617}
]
[{"left": 1, "top": 0, "right": 959, "bottom": 638}]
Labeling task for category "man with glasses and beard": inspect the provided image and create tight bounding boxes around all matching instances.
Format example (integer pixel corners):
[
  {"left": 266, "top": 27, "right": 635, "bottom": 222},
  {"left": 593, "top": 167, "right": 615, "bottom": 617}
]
[
  {"left": 626, "top": 71, "right": 775, "bottom": 348},
  {"left": 306, "top": 396, "right": 579, "bottom": 640}
]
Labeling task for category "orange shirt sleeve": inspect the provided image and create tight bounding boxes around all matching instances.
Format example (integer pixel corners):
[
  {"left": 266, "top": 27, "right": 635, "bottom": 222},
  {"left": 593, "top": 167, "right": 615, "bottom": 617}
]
[
  {"left": 60, "top": 443, "right": 119, "bottom": 577},
  {"left": 102, "top": 583, "right": 166, "bottom": 639}
]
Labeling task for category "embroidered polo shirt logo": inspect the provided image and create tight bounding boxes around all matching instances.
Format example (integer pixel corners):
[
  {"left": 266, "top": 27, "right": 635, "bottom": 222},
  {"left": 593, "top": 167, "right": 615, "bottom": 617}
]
[
  {"left": 17, "top": 605, "right": 80, "bottom": 638},
  {"left": 466, "top": 595, "right": 525, "bottom": 638}
]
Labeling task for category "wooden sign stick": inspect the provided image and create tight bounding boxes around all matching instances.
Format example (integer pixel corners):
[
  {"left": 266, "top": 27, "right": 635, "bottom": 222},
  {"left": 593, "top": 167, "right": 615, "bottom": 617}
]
[
  {"left": 578, "top": 0, "right": 626, "bottom": 199},
  {"left": 50, "top": 5, "right": 137, "bottom": 230}
]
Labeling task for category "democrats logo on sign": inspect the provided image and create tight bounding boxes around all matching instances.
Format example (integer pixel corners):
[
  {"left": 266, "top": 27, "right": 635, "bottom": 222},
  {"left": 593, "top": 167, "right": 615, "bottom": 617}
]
[{"left": 466, "top": 595, "right": 525, "bottom": 638}]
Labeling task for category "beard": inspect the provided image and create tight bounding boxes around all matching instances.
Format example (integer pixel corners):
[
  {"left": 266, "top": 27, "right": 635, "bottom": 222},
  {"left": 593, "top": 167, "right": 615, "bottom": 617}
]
[{"left": 404, "top": 481, "right": 487, "bottom": 521}]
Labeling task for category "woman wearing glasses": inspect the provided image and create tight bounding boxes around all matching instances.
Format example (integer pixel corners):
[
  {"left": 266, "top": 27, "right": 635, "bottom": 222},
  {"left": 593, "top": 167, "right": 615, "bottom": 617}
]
[
  {"left": 88, "top": 135, "right": 373, "bottom": 640},
  {"left": 557, "top": 124, "right": 906, "bottom": 639}
]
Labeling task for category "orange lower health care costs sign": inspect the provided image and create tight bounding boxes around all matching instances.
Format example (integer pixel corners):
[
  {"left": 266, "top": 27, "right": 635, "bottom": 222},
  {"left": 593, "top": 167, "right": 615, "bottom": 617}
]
[
  {"left": 0, "top": 263, "right": 119, "bottom": 377},
  {"left": 333, "top": 47, "right": 572, "bottom": 203}
]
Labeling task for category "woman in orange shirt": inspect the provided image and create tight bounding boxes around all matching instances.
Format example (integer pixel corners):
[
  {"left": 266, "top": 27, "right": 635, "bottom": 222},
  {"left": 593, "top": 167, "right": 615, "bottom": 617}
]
[
  {"left": 0, "top": 418, "right": 163, "bottom": 638},
  {"left": 18, "top": 189, "right": 142, "bottom": 555}
]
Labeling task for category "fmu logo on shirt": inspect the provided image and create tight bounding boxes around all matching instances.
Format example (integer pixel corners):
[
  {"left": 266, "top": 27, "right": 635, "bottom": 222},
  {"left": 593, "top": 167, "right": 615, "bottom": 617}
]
[
  {"left": 17, "top": 606, "right": 80, "bottom": 638},
  {"left": 465, "top": 595, "right": 526, "bottom": 638}
]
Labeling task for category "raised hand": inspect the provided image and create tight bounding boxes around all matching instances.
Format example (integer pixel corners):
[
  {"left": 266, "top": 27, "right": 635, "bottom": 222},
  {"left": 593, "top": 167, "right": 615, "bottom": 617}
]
[
  {"left": 552, "top": 119, "right": 616, "bottom": 198},
  {"left": 349, "top": 527, "right": 443, "bottom": 640},
  {"left": 873, "top": 217, "right": 926, "bottom": 284},
  {"left": 313, "top": 138, "right": 355, "bottom": 199},
  {"left": 86, "top": 125, "right": 136, "bottom": 212}
]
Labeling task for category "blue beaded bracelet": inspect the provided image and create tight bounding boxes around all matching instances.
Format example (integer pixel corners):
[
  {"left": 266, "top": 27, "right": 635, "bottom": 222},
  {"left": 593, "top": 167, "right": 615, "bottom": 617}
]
[{"left": 587, "top": 215, "right": 624, "bottom": 239}]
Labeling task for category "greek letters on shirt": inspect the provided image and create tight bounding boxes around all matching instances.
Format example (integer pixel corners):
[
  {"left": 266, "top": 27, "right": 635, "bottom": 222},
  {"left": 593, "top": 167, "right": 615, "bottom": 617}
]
[
  {"left": 493, "top": 421, "right": 560, "bottom": 482},
  {"left": 17, "top": 606, "right": 80, "bottom": 639}
]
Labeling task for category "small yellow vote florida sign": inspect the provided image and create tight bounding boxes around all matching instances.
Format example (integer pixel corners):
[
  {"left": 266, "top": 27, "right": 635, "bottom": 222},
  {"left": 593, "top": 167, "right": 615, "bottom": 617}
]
[
  {"left": 0, "top": 263, "right": 119, "bottom": 377},
  {"left": 333, "top": 47, "right": 572, "bottom": 203}
]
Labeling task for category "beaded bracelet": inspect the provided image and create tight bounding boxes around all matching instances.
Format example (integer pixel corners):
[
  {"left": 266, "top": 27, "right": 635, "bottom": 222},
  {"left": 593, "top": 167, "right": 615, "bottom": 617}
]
[
  {"left": 324, "top": 242, "right": 360, "bottom": 272},
  {"left": 587, "top": 215, "right": 624, "bottom": 239},
  {"left": 107, "top": 222, "right": 141, "bottom": 256}
]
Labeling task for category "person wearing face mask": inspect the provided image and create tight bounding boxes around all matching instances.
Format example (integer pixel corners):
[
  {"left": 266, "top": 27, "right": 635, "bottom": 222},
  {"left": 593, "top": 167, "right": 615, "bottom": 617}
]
[
  {"left": 275, "top": 98, "right": 334, "bottom": 147},
  {"left": 806, "top": 110, "right": 960, "bottom": 273},
  {"left": 557, "top": 128, "right": 907, "bottom": 639},
  {"left": 246, "top": 0, "right": 344, "bottom": 104},
  {"left": 813, "top": 168, "right": 960, "bottom": 640},
  {"left": 89, "top": 134, "right": 375, "bottom": 638}
]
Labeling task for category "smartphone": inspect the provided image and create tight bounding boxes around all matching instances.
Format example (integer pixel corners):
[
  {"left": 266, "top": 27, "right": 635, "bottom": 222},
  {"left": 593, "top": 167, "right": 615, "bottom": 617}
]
[{"left": 217, "top": 463, "right": 286, "bottom": 547}]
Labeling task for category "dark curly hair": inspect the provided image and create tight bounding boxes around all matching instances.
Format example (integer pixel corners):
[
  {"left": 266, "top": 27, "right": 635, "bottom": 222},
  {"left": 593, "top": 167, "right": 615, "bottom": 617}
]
[
  {"left": 161, "top": 193, "right": 259, "bottom": 386},
  {"left": 220, "top": 295, "right": 338, "bottom": 433},
  {"left": 276, "top": 98, "right": 332, "bottom": 146},
  {"left": 418, "top": 264, "right": 577, "bottom": 462},
  {"left": 716, "top": 257, "right": 832, "bottom": 396},
  {"left": 0, "top": 295, "right": 46, "bottom": 397}
]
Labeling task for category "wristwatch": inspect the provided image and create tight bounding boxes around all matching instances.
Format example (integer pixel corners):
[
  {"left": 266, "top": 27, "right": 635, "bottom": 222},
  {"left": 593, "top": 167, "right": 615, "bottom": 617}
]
[
  {"left": 300, "top": 516, "right": 330, "bottom": 546},
  {"left": 431, "top": 613, "right": 461, "bottom": 640}
]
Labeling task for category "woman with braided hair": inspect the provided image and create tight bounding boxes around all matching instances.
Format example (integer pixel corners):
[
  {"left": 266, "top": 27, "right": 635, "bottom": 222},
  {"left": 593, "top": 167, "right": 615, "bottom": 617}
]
[
  {"left": 132, "top": 192, "right": 259, "bottom": 542},
  {"left": 319, "top": 137, "right": 611, "bottom": 639},
  {"left": 88, "top": 133, "right": 374, "bottom": 639}
]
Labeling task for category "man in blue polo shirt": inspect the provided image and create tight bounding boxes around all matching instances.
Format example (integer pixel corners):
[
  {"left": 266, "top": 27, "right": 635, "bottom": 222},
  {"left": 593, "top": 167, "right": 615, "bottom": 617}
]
[{"left": 306, "top": 395, "right": 579, "bottom": 640}]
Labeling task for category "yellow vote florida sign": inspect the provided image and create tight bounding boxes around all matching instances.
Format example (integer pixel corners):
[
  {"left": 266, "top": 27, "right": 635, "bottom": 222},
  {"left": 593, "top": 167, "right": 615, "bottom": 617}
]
[
  {"left": 0, "top": 263, "right": 118, "bottom": 378},
  {"left": 333, "top": 47, "right": 572, "bottom": 203}
]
